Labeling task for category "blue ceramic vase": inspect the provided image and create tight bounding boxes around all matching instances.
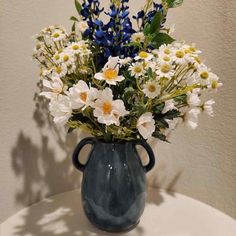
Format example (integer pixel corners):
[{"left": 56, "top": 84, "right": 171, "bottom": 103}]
[{"left": 72, "top": 137, "right": 155, "bottom": 233}]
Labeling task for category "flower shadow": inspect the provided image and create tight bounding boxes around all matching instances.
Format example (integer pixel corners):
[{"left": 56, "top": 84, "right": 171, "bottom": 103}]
[{"left": 9, "top": 91, "right": 182, "bottom": 235}]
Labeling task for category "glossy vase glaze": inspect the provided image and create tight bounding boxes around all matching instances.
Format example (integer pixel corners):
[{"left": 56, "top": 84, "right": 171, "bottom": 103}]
[{"left": 72, "top": 138, "right": 155, "bottom": 233}]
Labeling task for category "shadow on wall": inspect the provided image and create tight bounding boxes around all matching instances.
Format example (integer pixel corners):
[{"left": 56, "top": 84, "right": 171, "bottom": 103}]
[
  {"left": 11, "top": 92, "right": 84, "bottom": 208},
  {"left": 10, "top": 91, "right": 183, "bottom": 235}
]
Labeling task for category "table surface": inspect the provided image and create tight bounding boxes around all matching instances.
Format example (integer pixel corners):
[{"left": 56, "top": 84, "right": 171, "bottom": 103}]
[{"left": 1, "top": 188, "right": 236, "bottom": 236}]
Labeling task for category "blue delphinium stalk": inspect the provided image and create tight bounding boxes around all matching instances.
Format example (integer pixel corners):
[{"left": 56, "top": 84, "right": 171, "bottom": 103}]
[
  {"left": 133, "top": 2, "right": 164, "bottom": 30},
  {"left": 81, "top": 0, "right": 104, "bottom": 38},
  {"left": 81, "top": 0, "right": 136, "bottom": 67}
]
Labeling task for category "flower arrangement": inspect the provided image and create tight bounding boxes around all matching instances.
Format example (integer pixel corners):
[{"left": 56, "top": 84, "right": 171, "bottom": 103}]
[{"left": 33, "top": 0, "right": 222, "bottom": 142}]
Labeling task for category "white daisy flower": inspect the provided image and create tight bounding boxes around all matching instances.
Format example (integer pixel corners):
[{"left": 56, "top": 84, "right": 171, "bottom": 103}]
[
  {"left": 49, "top": 95, "right": 72, "bottom": 126},
  {"left": 52, "top": 64, "right": 67, "bottom": 78},
  {"left": 67, "top": 42, "right": 82, "bottom": 55},
  {"left": 185, "top": 108, "right": 201, "bottom": 129},
  {"left": 51, "top": 30, "right": 66, "bottom": 42},
  {"left": 156, "top": 63, "right": 174, "bottom": 79},
  {"left": 183, "top": 44, "right": 202, "bottom": 55},
  {"left": 203, "top": 99, "right": 215, "bottom": 117},
  {"left": 137, "top": 112, "right": 155, "bottom": 139},
  {"left": 78, "top": 21, "right": 89, "bottom": 33},
  {"left": 129, "top": 62, "right": 145, "bottom": 78},
  {"left": 198, "top": 66, "right": 211, "bottom": 80},
  {"left": 33, "top": 42, "right": 44, "bottom": 55},
  {"left": 156, "top": 54, "right": 172, "bottom": 64},
  {"left": 187, "top": 89, "right": 201, "bottom": 107},
  {"left": 53, "top": 52, "right": 62, "bottom": 64},
  {"left": 94, "top": 57, "right": 125, "bottom": 85},
  {"left": 159, "top": 44, "right": 172, "bottom": 56},
  {"left": 162, "top": 99, "right": 177, "bottom": 114},
  {"left": 73, "top": 40, "right": 91, "bottom": 57},
  {"left": 119, "top": 57, "right": 132, "bottom": 65},
  {"left": 40, "top": 78, "right": 66, "bottom": 100},
  {"left": 60, "top": 51, "right": 75, "bottom": 65},
  {"left": 207, "top": 74, "right": 223, "bottom": 91},
  {"left": 171, "top": 49, "right": 187, "bottom": 64},
  {"left": 131, "top": 32, "right": 145, "bottom": 43},
  {"left": 92, "top": 87, "right": 129, "bottom": 126},
  {"left": 67, "top": 80, "right": 93, "bottom": 109},
  {"left": 143, "top": 81, "right": 160, "bottom": 99},
  {"left": 135, "top": 51, "right": 153, "bottom": 61}
]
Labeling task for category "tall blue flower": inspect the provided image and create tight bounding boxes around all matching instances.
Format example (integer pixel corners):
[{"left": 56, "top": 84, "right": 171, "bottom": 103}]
[
  {"left": 133, "top": 2, "right": 164, "bottom": 30},
  {"left": 80, "top": 0, "right": 136, "bottom": 67}
]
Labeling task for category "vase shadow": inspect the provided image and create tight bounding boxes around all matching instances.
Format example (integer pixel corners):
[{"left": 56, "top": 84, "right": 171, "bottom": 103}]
[
  {"left": 9, "top": 91, "right": 182, "bottom": 235},
  {"left": 10, "top": 189, "right": 149, "bottom": 236}
]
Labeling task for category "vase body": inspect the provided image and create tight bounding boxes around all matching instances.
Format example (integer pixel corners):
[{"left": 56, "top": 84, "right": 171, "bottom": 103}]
[{"left": 72, "top": 138, "right": 155, "bottom": 233}]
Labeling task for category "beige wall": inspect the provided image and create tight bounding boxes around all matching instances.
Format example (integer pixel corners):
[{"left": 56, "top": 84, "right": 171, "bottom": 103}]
[{"left": 0, "top": 0, "right": 236, "bottom": 223}]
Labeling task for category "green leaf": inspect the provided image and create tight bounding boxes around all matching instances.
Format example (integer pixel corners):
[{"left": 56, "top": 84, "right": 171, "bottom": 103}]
[
  {"left": 154, "top": 104, "right": 165, "bottom": 114},
  {"left": 153, "top": 130, "right": 169, "bottom": 142},
  {"left": 144, "top": 23, "right": 151, "bottom": 36},
  {"left": 133, "top": 105, "right": 147, "bottom": 117},
  {"left": 166, "top": 0, "right": 184, "bottom": 8},
  {"left": 72, "top": 22, "right": 76, "bottom": 32},
  {"left": 75, "top": 0, "right": 82, "bottom": 14},
  {"left": 151, "top": 33, "right": 175, "bottom": 48},
  {"left": 163, "top": 109, "right": 181, "bottom": 120},
  {"left": 70, "top": 16, "right": 79, "bottom": 22},
  {"left": 150, "top": 12, "right": 162, "bottom": 34},
  {"left": 173, "top": 94, "right": 187, "bottom": 104},
  {"left": 156, "top": 119, "right": 169, "bottom": 129}
]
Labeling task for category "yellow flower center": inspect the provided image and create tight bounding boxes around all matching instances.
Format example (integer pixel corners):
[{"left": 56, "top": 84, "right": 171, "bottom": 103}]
[
  {"left": 54, "top": 54, "right": 60, "bottom": 61},
  {"left": 134, "top": 66, "right": 142, "bottom": 73},
  {"left": 163, "top": 56, "right": 170, "bottom": 62},
  {"left": 104, "top": 69, "right": 118, "bottom": 80},
  {"left": 164, "top": 48, "right": 171, "bottom": 55},
  {"left": 139, "top": 51, "right": 149, "bottom": 59},
  {"left": 72, "top": 45, "right": 79, "bottom": 50},
  {"left": 148, "top": 84, "right": 156, "bottom": 93},
  {"left": 189, "top": 46, "right": 196, "bottom": 52},
  {"left": 176, "top": 50, "right": 185, "bottom": 58},
  {"left": 161, "top": 64, "right": 171, "bottom": 73},
  {"left": 102, "top": 102, "right": 112, "bottom": 114},
  {"left": 154, "top": 53, "right": 159, "bottom": 58},
  {"left": 184, "top": 49, "right": 191, "bottom": 54},
  {"left": 194, "top": 57, "right": 202, "bottom": 64},
  {"left": 36, "top": 44, "right": 41, "bottom": 50},
  {"left": 63, "top": 55, "right": 69, "bottom": 62},
  {"left": 211, "top": 80, "right": 218, "bottom": 89},
  {"left": 53, "top": 33, "right": 60, "bottom": 38},
  {"left": 80, "top": 92, "right": 87, "bottom": 102},
  {"left": 200, "top": 71, "right": 209, "bottom": 79},
  {"left": 55, "top": 67, "right": 62, "bottom": 74},
  {"left": 135, "top": 37, "right": 141, "bottom": 42}
]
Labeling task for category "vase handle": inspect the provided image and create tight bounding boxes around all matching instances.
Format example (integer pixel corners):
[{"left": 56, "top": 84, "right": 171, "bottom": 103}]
[
  {"left": 137, "top": 140, "right": 156, "bottom": 173},
  {"left": 72, "top": 137, "right": 96, "bottom": 172}
]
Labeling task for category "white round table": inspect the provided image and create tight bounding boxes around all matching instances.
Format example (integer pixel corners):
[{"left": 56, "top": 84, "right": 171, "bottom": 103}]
[{"left": 1, "top": 189, "right": 236, "bottom": 236}]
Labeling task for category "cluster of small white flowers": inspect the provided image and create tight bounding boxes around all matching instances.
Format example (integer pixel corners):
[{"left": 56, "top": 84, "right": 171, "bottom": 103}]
[
  {"left": 125, "top": 41, "right": 222, "bottom": 138},
  {"left": 32, "top": 25, "right": 95, "bottom": 125},
  {"left": 38, "top": 55, "right": 129, "bottom": 125},
  {"left": 33, "top": 24, "right": 222, "bottom": 140}
]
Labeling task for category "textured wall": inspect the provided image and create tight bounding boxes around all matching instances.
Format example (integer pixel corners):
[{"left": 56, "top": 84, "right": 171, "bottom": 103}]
[{"left": 0, "top": 0, "right": 236, "bottom": 223}]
